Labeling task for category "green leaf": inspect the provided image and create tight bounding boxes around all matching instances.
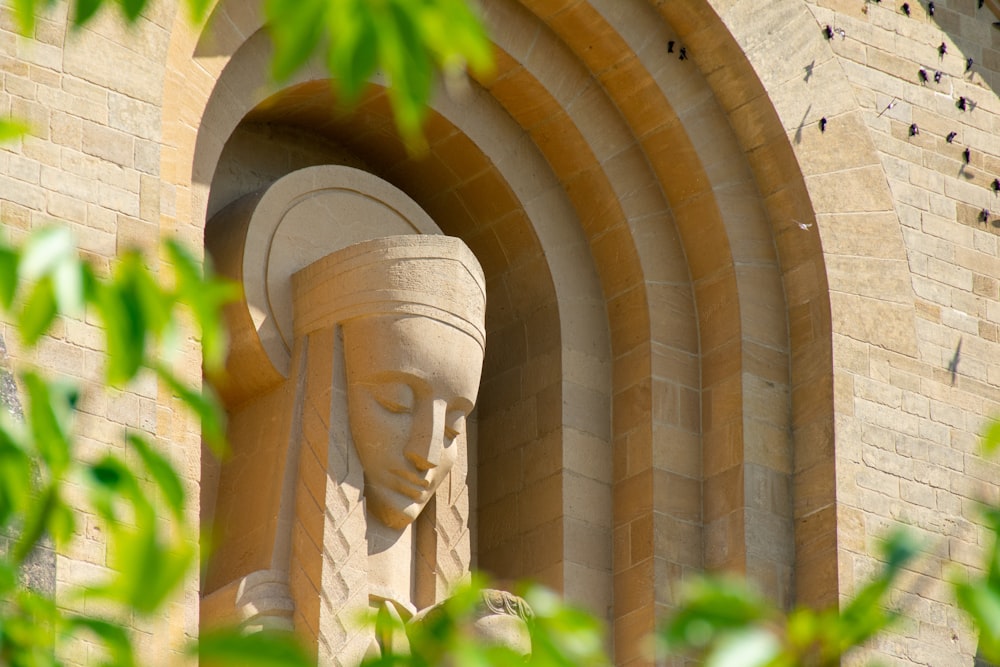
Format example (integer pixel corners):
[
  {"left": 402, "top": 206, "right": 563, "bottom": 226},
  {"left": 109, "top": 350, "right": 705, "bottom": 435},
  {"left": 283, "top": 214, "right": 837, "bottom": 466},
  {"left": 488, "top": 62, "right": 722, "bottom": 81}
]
[
  {"left": 68, "top": 617, "right": 136, "bottom": 667},
  {"left": 956, "top": 580, "right": 1000, "bottom": 661},
  {"left": 264, "top": 0, "right": 493, "bottom": 148},
  {"left": 195, "top": 628, "right": 313, "bottom": 667},
  {"left": 829, "top": 533, "right": 916, "bottom": 656},
  {"left": 0, "top": 434, "right": 31, "bottom": 527},
  {"left": 11, "top": 0, "right": 37, "bottom": 35},
  {"left": 984, "top": 419, "right": 1000, "bottom": 456},
  {"left": 48, "top": 494, "right": 76, "bottom": 547},
  {"left": 0, "top": 558, "right": 17, "bottom": 595},
  {"left": 0, "top": 117, "right": 30, "bottom": 142},
  {"left": 155, "top": 364, "right": 227, "bottom": 457},
  {"left": 93, "top": 280, "right": 145, "bottom": 385},
  {"left": 660, "top": 576, "right": 774, "bottom": 651},
  {"left": 83, "top": 453, "right": 194, "bottom": 615},
  {"left": 375, "top": 3, "right": 433, "bottom": 147},
  {"left": 0, "top": 245, "right": 21, "bottom": 309},
  {"left": 122, "top": 252, "right": 173, "bottom": 339},
  {"left": 92, "top": 505, "right": 161, "bottom": 613},
  {"left": 52, "top": 253, "right": 85, "bottom": 318},
  {"left": 86, "top": 455, "right": 139, "bottom": 524},
  {"left": 264, "top": 0, "right": 327, "bottom": 82},
  {"left": 126, "top": 536, "right": 193, "bottom": 615},
  {"left": 881, "top": 528, "right": 920, "bottom": 573},
  {"left": 19, "top": 226, "right": 75, "bottom": 283},
  {"left": 90, "top": 457, "right": 127, "bottom": 490},
  {"left": 705, "top": 627, "right": 780, "bottom": 667},
  {"left": 117, "top": 0, "right": 147, "bottom": 22},
  {"left": 13, "top": 485, "right": 57, "bottom": 564},
  {"left": 18, "top": 275, "right": 58, "bottom": 346},
  {"left": 128, "top": 433, "right": 185, "bottom": 518},
  {"left": 327, "top": 0, "right": 378, "bottom": 102},
  {"left": 785, "top": 607, "right": 819, "bottom": 652},
  {"left": 184, "top": 0, "right": 211, "bottom": 23},
  {"left": 165, "top": 239, "right": 239, "bottom": 375},
  {"left": 431, "top": 0, "right": 493, "bottom": 75},
  {"left": 23, "top": 372, "right": 73, "bottom": 475},
  {"left": 71, "top": 0, "right": 103, "bottom": 27}
]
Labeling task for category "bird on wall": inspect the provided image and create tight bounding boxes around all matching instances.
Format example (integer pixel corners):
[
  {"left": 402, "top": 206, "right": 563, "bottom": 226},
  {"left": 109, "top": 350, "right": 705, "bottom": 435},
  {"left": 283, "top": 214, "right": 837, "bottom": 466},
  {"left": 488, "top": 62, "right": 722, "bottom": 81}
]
[
  {"left": 909, "top": 123, "right": 920, "bottom": 136},
  {"left": 929, "top": 1, "right": 935, "bottom": 15},
  {"left": 902, "top": 2, "right": 911, "bottom": 15},
  {"left": 918, "top": 68, "right": 928, "bottom": 82},
  {"left": 819, "top": 117, "right": 828, "bottom": 132},
  {"left": 946, "top": 131, "right": 957, "bottom": 143},
  {"left": 939, "top": 42, "right": 948, "bottom": 56},
  {"left": 964, "top": 148, "right": 971, "bottom": 163}
]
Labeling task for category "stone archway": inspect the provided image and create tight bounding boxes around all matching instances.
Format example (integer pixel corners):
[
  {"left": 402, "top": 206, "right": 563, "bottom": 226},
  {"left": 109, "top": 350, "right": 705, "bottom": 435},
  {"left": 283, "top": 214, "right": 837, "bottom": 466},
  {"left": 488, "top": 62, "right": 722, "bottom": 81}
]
[
  {"left": 181, "top": 14, "right": 617, "bottom": 658},
  {"left": 153, "top": 0, "right": 883, "bottom": 664}
]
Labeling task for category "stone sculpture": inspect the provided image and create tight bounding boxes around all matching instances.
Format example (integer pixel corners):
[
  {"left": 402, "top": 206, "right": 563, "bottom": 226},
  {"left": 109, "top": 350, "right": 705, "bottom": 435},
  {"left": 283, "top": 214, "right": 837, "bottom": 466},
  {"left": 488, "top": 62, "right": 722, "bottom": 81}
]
[
  {"left": 202, "top": 167, "right": 527, "bottom": 665},
  {"left": 291, "top": 234, "right": 486, "bottom": 661}
]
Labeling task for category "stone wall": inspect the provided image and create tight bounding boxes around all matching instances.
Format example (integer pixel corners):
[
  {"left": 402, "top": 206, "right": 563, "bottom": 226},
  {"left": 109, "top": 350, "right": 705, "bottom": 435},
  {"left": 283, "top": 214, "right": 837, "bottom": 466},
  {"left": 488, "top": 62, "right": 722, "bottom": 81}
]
[
  {"left": 805, "top": 0, "right": 1000, "bottom": 662},
  {"left": 1, "top": 3, "right": 199, "bottom": 663}
]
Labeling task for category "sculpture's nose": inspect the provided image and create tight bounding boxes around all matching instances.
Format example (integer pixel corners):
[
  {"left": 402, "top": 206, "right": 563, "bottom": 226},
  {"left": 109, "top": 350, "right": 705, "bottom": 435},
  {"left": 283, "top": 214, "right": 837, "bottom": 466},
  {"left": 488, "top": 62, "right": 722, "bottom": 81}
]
[{"left": 405, "top": 399, "right": 446, "bottom": 471}]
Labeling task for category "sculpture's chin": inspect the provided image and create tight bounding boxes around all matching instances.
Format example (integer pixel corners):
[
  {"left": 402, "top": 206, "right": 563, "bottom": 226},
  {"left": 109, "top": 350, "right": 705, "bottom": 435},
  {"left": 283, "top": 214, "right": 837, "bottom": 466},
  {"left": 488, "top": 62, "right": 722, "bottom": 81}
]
[{"left": 365, "top": 484, "right": 426, "bottom": 530}]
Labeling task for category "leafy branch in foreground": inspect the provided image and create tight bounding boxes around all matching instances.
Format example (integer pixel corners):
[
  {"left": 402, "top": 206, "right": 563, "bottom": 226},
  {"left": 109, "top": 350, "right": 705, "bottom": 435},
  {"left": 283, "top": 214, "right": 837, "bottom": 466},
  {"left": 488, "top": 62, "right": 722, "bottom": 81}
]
[
  {"left": 954, "top": 420, "right": 1000, "bottom": 663},
  {"left": 657, "top": 530, "right": 920, "bottom": 667},
  {"left": 657, "top": 419, "right": 1000, "bottom": 667},
  {"left": 360, "top": 574, "right": 611, "bottom": 667},
  {"left": 264, "top": 0, "right": 493, "bottom": 148},
  {"left": 0, "top": 226, "right": 308, "bottom": 665}
]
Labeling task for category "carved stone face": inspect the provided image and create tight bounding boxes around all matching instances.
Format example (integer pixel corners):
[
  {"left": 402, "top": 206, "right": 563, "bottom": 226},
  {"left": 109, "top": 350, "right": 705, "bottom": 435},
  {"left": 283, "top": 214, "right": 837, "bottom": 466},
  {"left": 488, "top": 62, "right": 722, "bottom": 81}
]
[{"left": 343, "top": 314, "right": 483, "bottom": 529}]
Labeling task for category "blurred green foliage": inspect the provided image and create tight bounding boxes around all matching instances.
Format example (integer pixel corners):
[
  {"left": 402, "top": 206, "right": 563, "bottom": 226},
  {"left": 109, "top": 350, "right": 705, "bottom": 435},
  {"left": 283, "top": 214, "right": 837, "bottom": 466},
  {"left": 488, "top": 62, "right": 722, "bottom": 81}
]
[
  {"left": 359, "top": 575, "right": 610, "bottom": 667},
  {"left": 658, "top": 531, "right": 921, "bottom": 667},
  {"left": 953, "top": 421, "right": 1000, "bottom": 663},
  {"left": 264, "top": 0, "right": 492, "bottom": 149},
  {"left": 0, "top": 226, "right": 311, "bottom": 665},
  {"left": 656, "top": 419, "right": 1000, "bottom": 666}
]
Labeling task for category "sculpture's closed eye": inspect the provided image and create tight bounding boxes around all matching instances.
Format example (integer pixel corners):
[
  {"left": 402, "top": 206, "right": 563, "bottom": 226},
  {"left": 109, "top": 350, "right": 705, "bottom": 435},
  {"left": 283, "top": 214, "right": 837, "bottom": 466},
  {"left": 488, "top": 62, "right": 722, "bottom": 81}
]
[{"left": 370, "top": 382, "right": 414, "bottom": 414}]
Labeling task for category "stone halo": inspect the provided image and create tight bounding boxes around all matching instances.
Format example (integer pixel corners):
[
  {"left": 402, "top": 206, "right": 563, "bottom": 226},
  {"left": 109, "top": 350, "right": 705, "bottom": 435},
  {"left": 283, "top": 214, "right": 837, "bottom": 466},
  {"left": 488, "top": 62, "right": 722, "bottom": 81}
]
[{"left": 206, "top": 165, "right": 443, "bottom": 403}]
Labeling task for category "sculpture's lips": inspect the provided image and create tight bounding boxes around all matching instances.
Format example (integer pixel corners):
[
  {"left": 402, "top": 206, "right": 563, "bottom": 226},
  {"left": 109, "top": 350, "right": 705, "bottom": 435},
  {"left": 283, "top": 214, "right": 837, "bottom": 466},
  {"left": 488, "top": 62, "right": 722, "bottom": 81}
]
[{"left": 388, "top": 469, "right": 433, "bottom": 500}]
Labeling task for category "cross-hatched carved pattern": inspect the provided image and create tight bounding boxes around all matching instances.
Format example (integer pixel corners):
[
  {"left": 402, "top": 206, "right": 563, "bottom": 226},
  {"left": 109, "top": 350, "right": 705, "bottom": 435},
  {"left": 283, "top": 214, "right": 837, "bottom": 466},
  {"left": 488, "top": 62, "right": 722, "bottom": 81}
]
[
  {"left": 315, "top": 328, "right": 371, "bottom": 667},
  {"left": 435, "top": 476, "right": 472, "bottom": 598},
  {"left": 319, "top": 470, "right": 370, "bottom": 665}
]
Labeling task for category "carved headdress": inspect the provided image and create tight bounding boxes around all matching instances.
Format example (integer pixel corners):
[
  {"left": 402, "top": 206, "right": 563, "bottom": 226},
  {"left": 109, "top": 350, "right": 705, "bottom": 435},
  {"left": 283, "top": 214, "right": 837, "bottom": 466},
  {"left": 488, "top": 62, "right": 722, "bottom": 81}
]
[{"left": 292, "top": 235, "right": 486, "bottom": 350}]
